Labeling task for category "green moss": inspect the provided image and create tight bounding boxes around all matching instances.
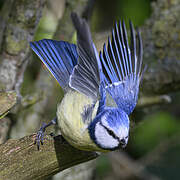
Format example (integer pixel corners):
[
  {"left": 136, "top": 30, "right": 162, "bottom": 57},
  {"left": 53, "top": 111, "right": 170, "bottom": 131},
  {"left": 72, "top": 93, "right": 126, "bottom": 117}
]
[
  {"left": 10, "top": 0, "right": 38, "bottom": 28},
  {"left": 0, "top": 91, "right": 17, "bottom": 118},
  {"left": 5, "top": 28, "right": 27, "bottom": 55}
]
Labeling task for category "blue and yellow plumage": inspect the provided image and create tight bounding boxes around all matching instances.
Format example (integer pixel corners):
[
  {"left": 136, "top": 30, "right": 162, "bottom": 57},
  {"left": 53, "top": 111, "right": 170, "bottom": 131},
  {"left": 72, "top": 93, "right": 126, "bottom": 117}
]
[{"left": 30, "top": 12, "right": 145, "bottom": 152}]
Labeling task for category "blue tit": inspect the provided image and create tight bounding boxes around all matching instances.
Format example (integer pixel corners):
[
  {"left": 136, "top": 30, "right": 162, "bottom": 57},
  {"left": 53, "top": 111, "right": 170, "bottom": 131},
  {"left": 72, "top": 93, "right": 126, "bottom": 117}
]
[{"left": 30, "top": 12, "right": 145, "bottom": 152}]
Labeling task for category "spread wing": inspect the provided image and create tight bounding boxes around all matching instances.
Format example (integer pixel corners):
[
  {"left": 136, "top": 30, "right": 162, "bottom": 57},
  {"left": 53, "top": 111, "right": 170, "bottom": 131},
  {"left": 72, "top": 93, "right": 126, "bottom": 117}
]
[
  {"left": 30, "top": 13, "right": 104, "bottom": 102},
  {"left": 30, "top": 40, "right": 78, "bottom": 91},
  {"left": 100, "top": 20, "right": 145, "bottom": 115},
  {"left": 70, "top": 12, "right": 103, "bottom": 101}
]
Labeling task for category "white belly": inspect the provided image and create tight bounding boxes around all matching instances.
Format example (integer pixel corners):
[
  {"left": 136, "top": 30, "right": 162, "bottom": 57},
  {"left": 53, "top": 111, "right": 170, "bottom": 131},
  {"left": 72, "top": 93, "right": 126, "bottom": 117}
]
[{"left": 57, "top": 89, "right": 103, "bottom": 151}]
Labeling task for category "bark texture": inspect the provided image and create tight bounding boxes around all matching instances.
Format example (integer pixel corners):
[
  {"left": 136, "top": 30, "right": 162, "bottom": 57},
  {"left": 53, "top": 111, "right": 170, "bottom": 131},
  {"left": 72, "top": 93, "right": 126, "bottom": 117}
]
[{"left": 0, "top": 134, "right": 97, "bottom": 180}]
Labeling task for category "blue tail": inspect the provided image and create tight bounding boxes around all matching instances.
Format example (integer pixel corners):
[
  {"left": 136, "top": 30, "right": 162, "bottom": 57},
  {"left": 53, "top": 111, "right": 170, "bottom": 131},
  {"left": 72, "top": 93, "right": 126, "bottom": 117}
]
[{"left": 30, "top": 39, "right": 78, "bottom": 90}]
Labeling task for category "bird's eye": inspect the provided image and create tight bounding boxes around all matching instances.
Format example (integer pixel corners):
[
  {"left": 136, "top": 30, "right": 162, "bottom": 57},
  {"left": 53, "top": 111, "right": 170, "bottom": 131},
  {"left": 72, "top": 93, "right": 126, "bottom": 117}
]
[
  {"left": 100, "top": 122, "right": 118, "bottom": 140},
  {"left": 106, "top": 129, "right": 117, "bottom": 139}
]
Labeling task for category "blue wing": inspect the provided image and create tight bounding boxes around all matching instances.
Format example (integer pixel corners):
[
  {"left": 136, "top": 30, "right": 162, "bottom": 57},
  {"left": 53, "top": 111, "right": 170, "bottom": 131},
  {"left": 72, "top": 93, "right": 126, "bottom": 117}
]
[
  {"left": 30, "top": 13, "right": 105, "bottom": 103},
  {"left": 30, "top": 40, "right": 78, "bottom": 91},
  {"left": 100, "top": 21, "right": 144, "bottom": 115}
]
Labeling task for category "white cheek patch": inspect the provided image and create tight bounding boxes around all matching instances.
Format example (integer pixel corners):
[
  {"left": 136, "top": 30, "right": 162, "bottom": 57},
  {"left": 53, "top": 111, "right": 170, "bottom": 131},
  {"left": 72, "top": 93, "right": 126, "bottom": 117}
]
[{"left": 95, "top": 122, "right": 119, "bottom": 149}]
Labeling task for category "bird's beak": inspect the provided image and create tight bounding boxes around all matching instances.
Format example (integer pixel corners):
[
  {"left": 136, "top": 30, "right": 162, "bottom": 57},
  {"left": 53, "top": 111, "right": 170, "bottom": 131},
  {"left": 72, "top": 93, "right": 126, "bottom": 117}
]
[{"left": 119, "top": 138, "right": 128, "bottom": 148}]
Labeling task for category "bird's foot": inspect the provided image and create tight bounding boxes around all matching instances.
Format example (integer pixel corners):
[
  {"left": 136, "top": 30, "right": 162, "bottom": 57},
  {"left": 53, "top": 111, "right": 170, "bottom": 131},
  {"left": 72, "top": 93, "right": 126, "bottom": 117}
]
[
  {"left": 34, "top": 122, "right": 46, "bottom": 150},
  {"left": 34, "top": 118, "right": 57, "bottom": 150}
]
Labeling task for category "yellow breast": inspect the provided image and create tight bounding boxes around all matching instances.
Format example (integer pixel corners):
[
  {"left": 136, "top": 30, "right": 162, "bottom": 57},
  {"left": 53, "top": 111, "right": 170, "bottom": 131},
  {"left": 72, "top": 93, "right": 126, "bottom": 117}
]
[{"left": 57, "top": 89, "right": 105, "bottom": 152}]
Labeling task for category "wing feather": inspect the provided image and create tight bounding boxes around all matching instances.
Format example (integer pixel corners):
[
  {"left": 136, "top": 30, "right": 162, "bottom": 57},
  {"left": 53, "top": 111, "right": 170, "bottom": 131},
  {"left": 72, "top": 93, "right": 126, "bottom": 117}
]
[
  {"left": 69, "top": 13, "right": 102, "bottom": 101},
  {"left": 100, "top": 20, "right": 145, "bottom": 115},
  {"left": 30, "top": 40, "right": 78, "bottom": 89}
]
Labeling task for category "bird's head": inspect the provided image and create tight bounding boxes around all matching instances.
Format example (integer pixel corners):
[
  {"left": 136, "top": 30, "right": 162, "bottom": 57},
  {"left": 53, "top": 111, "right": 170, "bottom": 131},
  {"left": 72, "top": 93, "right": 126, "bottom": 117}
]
[{"left": 88, "top": 108, "right": 129, "bottom": 151}]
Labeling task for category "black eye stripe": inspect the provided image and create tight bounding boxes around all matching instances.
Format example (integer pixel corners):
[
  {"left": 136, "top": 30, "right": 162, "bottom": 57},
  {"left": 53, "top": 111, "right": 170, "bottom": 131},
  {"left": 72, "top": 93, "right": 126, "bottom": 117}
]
[{"left": 100, "top": 122, "right": 119, "bottom": 141}]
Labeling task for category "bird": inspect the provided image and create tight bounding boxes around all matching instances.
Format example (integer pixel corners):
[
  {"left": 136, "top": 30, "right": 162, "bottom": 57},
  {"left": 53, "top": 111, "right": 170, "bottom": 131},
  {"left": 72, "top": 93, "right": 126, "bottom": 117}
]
[{"left": 30, "top": 12, "right": 145, "bottom": 152}]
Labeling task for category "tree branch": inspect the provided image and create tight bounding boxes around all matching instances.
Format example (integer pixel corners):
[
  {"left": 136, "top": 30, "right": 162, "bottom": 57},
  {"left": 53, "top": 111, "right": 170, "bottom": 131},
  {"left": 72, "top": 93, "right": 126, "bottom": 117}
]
[
  {"left": 0, "top": 134, "right": 98, "bottom": 180},
  {"left": 0, "top": 0, "right": 45, "bottom": 144},
  {"left": 54, "top": 0, "right": 90, "bottom": 41},
  {"left": 0, "top": 0, "right": 45, "bottom": 94},
  {"left": 142, "top": 0, "right": 180, "bottom": 95}
]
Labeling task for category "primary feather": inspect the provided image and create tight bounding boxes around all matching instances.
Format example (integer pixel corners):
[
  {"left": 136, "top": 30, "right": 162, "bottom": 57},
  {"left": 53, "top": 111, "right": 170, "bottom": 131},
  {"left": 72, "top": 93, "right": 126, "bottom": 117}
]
[
  {"left": 70, "top": 12, "right": 102, "bottom": 101},
  {"left": 30, "top": 40, "right": 78, "bottom": 91},
  {"left": 100, "top": 20, "right": 144, "bottom": 115}
]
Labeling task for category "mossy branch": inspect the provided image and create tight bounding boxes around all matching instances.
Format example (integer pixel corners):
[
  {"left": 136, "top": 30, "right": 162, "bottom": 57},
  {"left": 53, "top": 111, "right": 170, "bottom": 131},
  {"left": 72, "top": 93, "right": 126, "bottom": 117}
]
[
  {"left": 0, "top": 0, "right": 46, "bottom": 94},
  {"left": 0, "top": 91, "right": 17, "bottom": 119},
  {"left": 0, "top": 134, "right": 98, "bottom": 180},
  {"left": 142, "top": 0, "right": 180, "bottom": 95}
]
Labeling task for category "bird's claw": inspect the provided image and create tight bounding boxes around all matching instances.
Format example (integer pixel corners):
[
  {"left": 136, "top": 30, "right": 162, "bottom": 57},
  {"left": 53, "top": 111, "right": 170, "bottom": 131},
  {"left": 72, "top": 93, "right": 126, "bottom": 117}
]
[{"left": 34, "top": 123, "right": 46, "bottom": 150}]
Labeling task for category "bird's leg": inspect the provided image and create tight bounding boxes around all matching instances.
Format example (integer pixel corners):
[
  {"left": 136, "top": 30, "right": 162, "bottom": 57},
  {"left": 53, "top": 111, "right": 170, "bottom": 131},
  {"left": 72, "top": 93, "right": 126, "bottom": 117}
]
[{"left": 35, "top": 117, "right": 57, "bottom": 150}]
